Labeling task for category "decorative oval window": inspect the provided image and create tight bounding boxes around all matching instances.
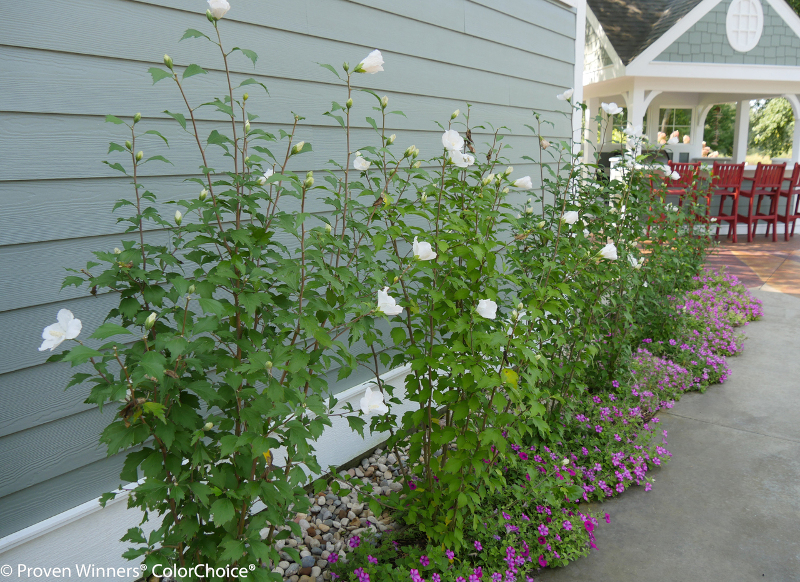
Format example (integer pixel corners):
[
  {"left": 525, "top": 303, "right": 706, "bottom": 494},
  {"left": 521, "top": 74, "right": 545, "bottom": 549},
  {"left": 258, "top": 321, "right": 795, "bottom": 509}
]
[{"left": 726, "top": 0, "right": 764, "bottom": 52}]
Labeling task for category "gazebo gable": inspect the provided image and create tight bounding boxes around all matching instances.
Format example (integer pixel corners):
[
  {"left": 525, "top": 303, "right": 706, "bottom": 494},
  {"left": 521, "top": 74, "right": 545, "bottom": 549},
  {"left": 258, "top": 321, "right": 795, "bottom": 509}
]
[
  {"left": 653, "top": 0, "right": 800, "bottom": 65},
  {"left": 626, "top": 0, "right": 800, "bottom": 79}
]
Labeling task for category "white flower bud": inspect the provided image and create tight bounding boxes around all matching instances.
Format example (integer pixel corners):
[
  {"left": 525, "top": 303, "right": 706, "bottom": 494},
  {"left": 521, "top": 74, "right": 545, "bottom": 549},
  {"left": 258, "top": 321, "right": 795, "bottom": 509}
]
[
  {"left": 203, "top": 422, "right": 214, "bottom": 431},
  {"left": 505, "top": 166, "right": 514, "bottom": 175},
  {"left": 525, "top": 207, "right": 533, "bottom": 214},
  {"left": 265, "top": 361, "right": 273, "bottom": 370},
  {"left": 199, "top": 188, "right": 208, "bottom": 201},
  {"left": 325, "top": 224, "right": 332, "bottom": 233},
  {"left": 537, "top": 221, "right": 546, "bottom": 228},
  {"left": 133, "top": 113, "right": 141, "bottom": 124},
  {"left": 135, "top": 151, "right": 143, "bottom": 162},
  {"left": 540, "top": 138, "right": 550, "bottom": 150},
  {"left": 114, "top": 248, "right": 122, "bottom": 254},
  {"left": 188, "top": 285, "right": 196, "bottom": 294},
  {"left": 174, "top": 210, "right": 182, "bottom": 225},
  {"left": 517, "top": 302, "right": 524, "bottom": 310},
  {"left": 245, "top": 120, "right": 251, "bottom": 132},
  {"left": 145, "top": 312, "right": 157, "bottom": 330},
  {"left": 163, "top": 54, "right": 173, "bottom": 69},
  {"left": 387, "top": 134, "right": 396, "bottom": 145},
  {"left": 292, "top": 141, "right": 305, "bottom": 154},
  {"left": 413, "top": 161, "right": 421, "bottom": 169},
  {"left": 451, "top": 109, "right": 460, "bottom": 120},
  {"left": 346, "top": 98, "right": 353, "bottom": 109},
  {"left": 381, "top": 95, "right": 389, "bottom": 109},
  {"left": 404, "top": 145, "right": 416, "bottom": 158},
  {"left": 420, "top": 193, "right": 428, "bottom": 203}
]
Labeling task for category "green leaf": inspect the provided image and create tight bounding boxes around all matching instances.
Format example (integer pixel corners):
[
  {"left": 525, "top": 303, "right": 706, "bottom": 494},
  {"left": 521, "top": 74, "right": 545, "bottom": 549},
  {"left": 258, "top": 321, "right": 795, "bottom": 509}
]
[
  {"left": 232, "top": 47, "right": 258, "bottom": 66},
  {"left": 140, "top": 351, "right": 167, "bottom": 381},
  {"left": 105, "top": 114, "right": 126, "bottom": 125},
  {"left": 238, "top": 78, "right": 269, "bottom": 94},
  {"left": 108, "top": 142, "right": 126, "bottom": 153},
  {"left": 317, "top": 62, "right": 342, "bottom": 80},
  {"left": 183, "top": 64, "right": 207, "bottom": 79},
  {"left": 144, "top": 155, "right": 173, "bottom": 165},
  {"left": 148, "top": 67, "right": 174, "bottom": 84},
  {"left": 180, "top": 28, "right": 211, "bottom": 41},
  {"left": 62, "top": 345, "right": 103, "bottom": 365},
  {"left": 89, "top": 322, "right": 133, "bottom": 339},
  {"left": 164, "top": 110, "right": 187, "bottom": 130},
  {"left": 198, "top": 297, "right": 226, "bottom": 316},
  {"left": 142, "top": 402, "right": 167, "bottom": 423},
  {"left": 144, "top": 129, "right": 169, "bottom": 145},
  {"left": 210, "top": 498, "right": 236, "bottom": 526}
]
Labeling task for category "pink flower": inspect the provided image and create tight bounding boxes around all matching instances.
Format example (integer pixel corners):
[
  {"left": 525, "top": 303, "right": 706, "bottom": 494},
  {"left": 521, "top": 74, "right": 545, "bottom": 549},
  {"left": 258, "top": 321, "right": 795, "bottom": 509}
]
[{"left": 538, "top": 555, "right": 547, "bottom": 567}]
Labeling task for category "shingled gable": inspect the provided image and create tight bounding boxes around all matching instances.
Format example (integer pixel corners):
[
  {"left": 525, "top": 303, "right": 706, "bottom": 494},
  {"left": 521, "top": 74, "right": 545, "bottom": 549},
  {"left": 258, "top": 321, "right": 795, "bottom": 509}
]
[{"left": 587, "top": 0, "right": 705, "bottom": 64}]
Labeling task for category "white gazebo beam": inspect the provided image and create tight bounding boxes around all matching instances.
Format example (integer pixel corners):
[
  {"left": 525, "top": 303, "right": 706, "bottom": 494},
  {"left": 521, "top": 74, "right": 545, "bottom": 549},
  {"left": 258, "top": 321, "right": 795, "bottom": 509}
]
[
  {"left": 732, "top": 100, "right": 751, "bottom": 163},
  {"left": 783, "top": 94, "right": 800, "bottom": 164}
]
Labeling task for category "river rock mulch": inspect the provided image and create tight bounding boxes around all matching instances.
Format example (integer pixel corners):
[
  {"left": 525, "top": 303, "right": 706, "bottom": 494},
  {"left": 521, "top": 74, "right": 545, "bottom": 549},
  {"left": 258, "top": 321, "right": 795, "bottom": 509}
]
[{"left": 262, "top": 447, "right": 408, "bottom": 582}]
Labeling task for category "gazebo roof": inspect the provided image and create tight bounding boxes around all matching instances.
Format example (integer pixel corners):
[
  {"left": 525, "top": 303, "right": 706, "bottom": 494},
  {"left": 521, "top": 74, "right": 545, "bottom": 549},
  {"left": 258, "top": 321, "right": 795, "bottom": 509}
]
[{"left": 587, "top": 0, "right": 704, "bottom": 64}]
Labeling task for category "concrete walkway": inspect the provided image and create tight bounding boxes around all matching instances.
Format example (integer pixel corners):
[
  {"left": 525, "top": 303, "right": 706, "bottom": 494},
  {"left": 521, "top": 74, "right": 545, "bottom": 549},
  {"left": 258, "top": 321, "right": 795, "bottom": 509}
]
[{"left": 538, "top": 289, "right": 800, "bottom": 582}]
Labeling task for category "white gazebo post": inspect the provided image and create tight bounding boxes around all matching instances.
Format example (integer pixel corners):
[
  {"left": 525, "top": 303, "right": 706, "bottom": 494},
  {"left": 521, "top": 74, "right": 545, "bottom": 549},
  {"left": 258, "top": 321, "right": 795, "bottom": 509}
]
[
  {"left": 732, "top": 100, "right": 751, "bottom": 163},
  {"left": 627, "top": 88, "right": 646, "bottom": 154},
  {"left": 585, "top": 97, "right": 600, "bottom": 164},
  {"left": 783, "top": 94, "right": 800, "bottom": 164}
]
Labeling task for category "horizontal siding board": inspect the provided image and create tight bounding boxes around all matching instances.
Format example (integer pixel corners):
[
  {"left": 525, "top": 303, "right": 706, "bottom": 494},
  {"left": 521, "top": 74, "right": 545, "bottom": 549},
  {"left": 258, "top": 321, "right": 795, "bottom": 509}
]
[
  {"left": 0, "top": 156, "right": 565, "bottom": 247},
  {"left": 2, "top": 0, "right": 571, "bottom": 99},
  {"left": 0, "top": 46, "right": 572, "bottom": 126},
  {"left": 464, "top": 2, "right": 575, "bottom": 60},
  {"left": 469, "top": 0, "right": 576, "bottom": 38},
  {"left": 131, "top": 0, "right": 575, "bottom": 67},
  {"left": 0, "top": 363, "right": 95, "bottom": 439},
  {"left": 0, "top": 163, "right": 548, "bottom": 313},
  {"left": 0, "top": 406, "right": 117, "bottom": 498},
  {"left": 0, "top": 115, "right": 564, "bottom": 181},
  {"left": 0, "top": 454, "right": 129, "bottom": 539}
]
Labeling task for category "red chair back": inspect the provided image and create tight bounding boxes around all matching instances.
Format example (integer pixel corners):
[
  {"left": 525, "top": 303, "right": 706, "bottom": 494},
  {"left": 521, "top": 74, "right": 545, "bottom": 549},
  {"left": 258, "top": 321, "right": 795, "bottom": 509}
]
[
  {"left": 786, "top": 163, "right": 800, "bottom": 192},
  {"left": 667, "top": 161, "right": 700, "bottom": 188},
  {"left": 711, "top": 162, "right": 745, "bottom": 190},
  {"left": 753, "top": 162, "right": 787, "bottom": 189}
]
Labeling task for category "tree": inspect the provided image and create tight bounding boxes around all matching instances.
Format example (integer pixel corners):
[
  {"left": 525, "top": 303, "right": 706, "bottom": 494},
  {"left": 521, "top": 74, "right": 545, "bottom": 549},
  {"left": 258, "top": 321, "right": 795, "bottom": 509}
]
[
  {"left": 703, "top": 104, "right": 735, "bottom": 156},
  {"left": 749, "top": 98, "right": 794, "bottom": 158}
]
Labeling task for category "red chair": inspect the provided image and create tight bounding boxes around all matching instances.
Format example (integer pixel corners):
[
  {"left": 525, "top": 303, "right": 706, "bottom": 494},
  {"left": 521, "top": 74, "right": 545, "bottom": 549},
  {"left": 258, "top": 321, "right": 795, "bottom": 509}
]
[
  {"left": 737, "top": 163, "right": 786, "bottom": 242},
  {"left": 766, "top": 162, "right": 800, "bottom": 241},
  {"left": 702, "top": 162, "right": 744, "bottom": 242},
  {"left": 666, "top": 161, "right": 701, "bottom": 210},
  {"left": 645, "top": 162, "right": 700, "bottom": 238}
]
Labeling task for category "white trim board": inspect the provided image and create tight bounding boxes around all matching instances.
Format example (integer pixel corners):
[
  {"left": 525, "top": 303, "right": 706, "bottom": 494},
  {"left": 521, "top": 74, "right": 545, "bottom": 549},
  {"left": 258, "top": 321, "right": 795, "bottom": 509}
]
[{"left": 630, "top": 61, "right": 800, "bottom": 81}]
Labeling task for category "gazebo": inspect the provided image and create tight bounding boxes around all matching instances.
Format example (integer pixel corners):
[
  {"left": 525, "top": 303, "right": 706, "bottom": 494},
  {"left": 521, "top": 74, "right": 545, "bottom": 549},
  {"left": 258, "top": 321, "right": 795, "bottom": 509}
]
[{"left": 583, "top": 0, "right": 800, "bottom": 165}]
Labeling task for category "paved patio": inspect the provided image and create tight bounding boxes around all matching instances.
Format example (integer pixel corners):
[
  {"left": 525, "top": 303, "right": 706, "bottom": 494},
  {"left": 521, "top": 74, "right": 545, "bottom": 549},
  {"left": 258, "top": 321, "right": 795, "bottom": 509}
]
[
  {"left": 537, "top": 236, "right": 800, "bottom": 581},
  {"left": 705, "top": 233, "right": 800, "bottom": 298}
]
